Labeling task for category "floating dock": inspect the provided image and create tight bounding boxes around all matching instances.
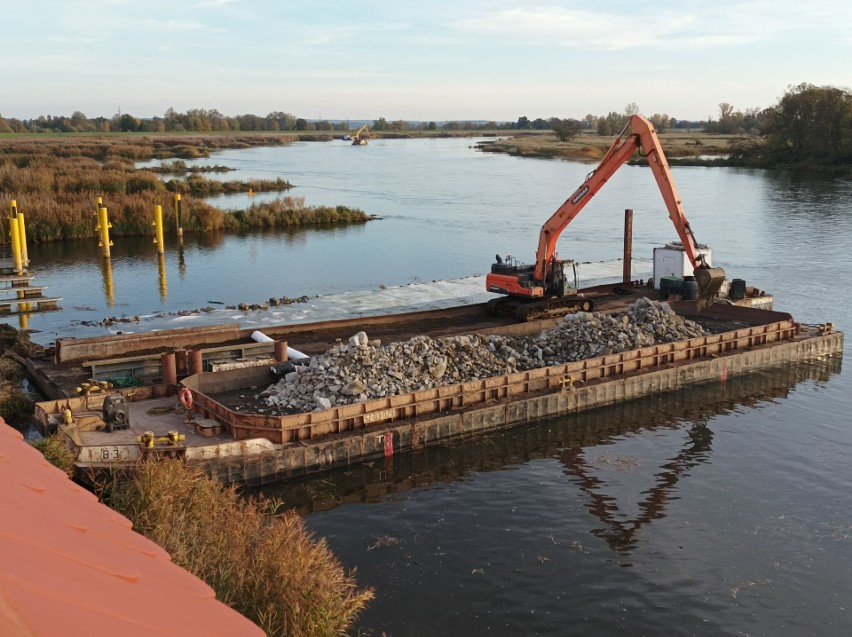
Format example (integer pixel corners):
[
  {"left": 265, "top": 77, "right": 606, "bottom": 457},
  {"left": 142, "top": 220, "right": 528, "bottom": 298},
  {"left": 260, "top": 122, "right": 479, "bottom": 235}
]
[
  {"left": 0, "top": 272, "right": 62, "bottom": 315},
  {"left": 32, "top": 296, "right": 842, "bottom": 485}
]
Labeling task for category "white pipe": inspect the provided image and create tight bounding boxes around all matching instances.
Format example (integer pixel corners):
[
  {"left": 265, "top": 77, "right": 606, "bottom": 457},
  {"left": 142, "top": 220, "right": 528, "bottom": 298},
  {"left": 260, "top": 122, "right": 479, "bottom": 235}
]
[{"left": 250, "top": 330, "right": 309, "bottom": 359}]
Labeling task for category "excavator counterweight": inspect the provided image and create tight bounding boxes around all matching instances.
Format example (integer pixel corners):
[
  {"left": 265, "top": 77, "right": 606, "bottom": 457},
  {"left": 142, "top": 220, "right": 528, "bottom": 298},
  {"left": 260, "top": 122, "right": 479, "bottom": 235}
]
[{"left": 486, "top": 114, "right": 725, "bottom": 317}]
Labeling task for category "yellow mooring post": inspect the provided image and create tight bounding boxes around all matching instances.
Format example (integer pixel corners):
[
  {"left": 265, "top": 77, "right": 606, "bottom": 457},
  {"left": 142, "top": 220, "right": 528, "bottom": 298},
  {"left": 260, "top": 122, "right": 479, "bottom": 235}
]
[
  {"left": 10, "top": 200, "right": 28, "bottom": 267},
  {"left": 97, "top": 206, "right": 113, "bottom": 258},
  {"left": 174, "top": 193, "right": 183, "bottom": 239},
  {"left": 153, "top": 204, "right": 165, "bottom": 254},
  {"left": 9, "top": 215, "right": 23, "bottom": 274}
]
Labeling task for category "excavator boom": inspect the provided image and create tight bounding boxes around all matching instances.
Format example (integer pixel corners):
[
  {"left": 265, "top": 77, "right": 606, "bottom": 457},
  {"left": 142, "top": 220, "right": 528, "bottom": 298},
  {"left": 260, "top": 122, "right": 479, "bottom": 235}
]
[{"left": 487, "top": 114, "right": 724, "bottom": 310}]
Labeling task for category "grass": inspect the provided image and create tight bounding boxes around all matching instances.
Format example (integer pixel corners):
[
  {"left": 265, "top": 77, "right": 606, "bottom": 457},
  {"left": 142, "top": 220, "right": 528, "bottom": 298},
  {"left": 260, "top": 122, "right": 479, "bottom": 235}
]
[
  {"left": 0, "top": 325, "right": 44, "bottom": 426},
  {"left": 477, "top": 130, "right": 738, "bottom": 162},
  {"left": 29, "top": 434, "right": 76, "bottom": 476},
  {"left": 0, "top": 134, "right": 372, "bottom": 242},
  {"left": 99, "top": 460, "right": 374, "bottom": 637}
]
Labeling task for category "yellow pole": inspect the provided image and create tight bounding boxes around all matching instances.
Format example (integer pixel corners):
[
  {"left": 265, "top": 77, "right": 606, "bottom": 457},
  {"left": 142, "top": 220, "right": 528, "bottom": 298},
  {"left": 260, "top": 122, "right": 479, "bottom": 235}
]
[
  {"left": 18, "top": 211, "right": 29, "bottom": 267},
  {"left": 153, "top": 204, "right": 165, "bottom": 254},
  {"left": 11, "top": 201, "right": 29, "bottom": 268},
  {"left": 98, "top": 206, "right": 113, "bottom": 258},
  {"left": 9, "top": 216, "right": 23, "bottom": 274},
  {"left": 175, "top": 193, "right": 183, "bottom": 238}
]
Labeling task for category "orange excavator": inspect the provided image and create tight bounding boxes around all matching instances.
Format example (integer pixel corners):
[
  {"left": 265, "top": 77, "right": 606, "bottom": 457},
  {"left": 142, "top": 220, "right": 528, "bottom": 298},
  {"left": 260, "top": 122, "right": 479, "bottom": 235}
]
[{"left": 486, "top": 114, "right": 725, "bottom": 319}]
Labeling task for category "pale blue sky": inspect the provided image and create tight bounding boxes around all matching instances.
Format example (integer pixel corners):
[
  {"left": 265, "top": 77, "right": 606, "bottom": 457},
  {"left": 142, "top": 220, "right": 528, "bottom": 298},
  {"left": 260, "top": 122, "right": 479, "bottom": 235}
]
[{"left": 3, "top": 0, "right": 850, "bottom": 122}]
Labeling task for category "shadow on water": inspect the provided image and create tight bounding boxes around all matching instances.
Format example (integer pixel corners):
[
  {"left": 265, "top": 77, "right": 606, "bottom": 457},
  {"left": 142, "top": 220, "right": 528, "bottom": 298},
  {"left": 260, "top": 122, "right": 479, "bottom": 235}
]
[{"left": 260, "top": 357, "right": 842, "bottom": 549}]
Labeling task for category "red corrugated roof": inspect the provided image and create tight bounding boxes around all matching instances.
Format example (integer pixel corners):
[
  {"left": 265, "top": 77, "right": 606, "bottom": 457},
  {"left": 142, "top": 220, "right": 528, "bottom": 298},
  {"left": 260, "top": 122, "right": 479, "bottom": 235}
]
[{"left": 0, "top": 421, "right": 265, "bottom": 637}]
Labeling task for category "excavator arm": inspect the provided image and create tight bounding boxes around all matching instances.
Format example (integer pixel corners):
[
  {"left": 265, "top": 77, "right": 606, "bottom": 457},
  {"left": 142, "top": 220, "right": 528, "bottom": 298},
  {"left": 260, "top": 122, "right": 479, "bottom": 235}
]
[{"left": 531, "top": 114, "right": 723, "bottom": 298}]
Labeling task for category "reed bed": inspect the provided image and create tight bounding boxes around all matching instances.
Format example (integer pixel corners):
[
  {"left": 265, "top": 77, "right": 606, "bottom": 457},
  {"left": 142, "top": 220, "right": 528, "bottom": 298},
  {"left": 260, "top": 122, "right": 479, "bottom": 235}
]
[
  {"left": 0, "top": 134, "right": 370, "bottom": 242},
  {"left": 101, "top": 460, "right": 373, "bottom": 637}
]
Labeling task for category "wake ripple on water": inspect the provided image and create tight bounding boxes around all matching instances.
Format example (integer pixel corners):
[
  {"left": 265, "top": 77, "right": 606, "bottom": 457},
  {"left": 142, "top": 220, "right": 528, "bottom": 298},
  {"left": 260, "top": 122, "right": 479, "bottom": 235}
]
[{"left": 105, "top": 258, "right": 653, "bottom": 338}]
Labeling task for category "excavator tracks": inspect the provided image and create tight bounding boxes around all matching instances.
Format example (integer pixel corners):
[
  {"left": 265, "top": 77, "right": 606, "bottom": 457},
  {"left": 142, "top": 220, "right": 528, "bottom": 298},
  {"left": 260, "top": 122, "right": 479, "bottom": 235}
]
[{"left": 487, "top": 296, "right": 595, "bottom": 322}]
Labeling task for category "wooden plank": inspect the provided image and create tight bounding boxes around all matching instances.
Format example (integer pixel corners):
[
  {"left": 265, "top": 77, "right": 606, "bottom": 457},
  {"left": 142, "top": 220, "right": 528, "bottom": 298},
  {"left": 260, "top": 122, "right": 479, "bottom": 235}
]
[
  {"left": 0, "top": 297, "right": 63, "bottom": 315},
  {"left": 0, "top": 286, "right": 47, "bottom": 295}
]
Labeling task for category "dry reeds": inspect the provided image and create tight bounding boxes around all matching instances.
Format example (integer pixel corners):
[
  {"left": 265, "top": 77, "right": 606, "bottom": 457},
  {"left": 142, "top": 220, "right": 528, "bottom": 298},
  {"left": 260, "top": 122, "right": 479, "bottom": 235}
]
[
  {"left": 29, "top": 434, "right": 76, "bottom": 477},
  {"left": 101, "top": 460, "right": 373, "bottom": 637},
  {"left": 0, "top": 134, "right": 369, "bottom": 242}
]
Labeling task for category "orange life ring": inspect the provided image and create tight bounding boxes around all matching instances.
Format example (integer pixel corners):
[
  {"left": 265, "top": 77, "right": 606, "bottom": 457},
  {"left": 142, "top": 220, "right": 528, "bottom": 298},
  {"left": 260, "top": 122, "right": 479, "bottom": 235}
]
[{"left": 179, "top": 387, "right": 193, "bottom": 410}]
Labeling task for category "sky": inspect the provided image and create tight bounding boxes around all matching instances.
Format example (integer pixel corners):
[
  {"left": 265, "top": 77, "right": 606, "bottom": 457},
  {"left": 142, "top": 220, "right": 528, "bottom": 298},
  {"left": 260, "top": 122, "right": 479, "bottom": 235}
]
[{"left": 3, "top": 0, "right": 850, "bottom": 123}]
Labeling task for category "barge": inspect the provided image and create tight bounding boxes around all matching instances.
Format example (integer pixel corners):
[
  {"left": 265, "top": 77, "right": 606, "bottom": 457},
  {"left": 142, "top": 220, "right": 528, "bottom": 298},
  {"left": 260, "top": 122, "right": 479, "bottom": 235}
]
[{"left": 31, "top": 293, "right": 843, "bottom": 485}]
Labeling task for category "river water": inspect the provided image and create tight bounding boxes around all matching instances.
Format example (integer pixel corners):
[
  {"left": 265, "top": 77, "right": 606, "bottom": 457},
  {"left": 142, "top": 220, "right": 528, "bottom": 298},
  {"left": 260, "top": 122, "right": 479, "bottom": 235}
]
[{"left": 7, "top": 138, "right": 852, "bottom": 635}]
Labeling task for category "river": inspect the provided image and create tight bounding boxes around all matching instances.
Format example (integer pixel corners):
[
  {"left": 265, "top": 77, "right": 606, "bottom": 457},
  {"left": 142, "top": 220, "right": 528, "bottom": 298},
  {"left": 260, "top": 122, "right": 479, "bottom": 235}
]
[{"left": 7, "top": 138, "right": 852, "bottom": 636}]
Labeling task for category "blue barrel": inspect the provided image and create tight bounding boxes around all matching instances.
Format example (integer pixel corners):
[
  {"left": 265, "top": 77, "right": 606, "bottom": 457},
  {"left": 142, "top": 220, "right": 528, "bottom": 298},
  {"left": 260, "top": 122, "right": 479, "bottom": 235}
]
[
  {"left": 681, "top": 276, "right": 699, "bottom": 300},
  {"left": 730, "top": 278, "right": 746, "bottom": 300}
]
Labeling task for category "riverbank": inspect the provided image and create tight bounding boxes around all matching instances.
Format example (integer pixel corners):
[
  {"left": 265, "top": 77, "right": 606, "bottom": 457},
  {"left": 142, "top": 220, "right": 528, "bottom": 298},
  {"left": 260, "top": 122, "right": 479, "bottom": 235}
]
[{"left": 476, "top": 130, "right": 738, "bottom": 162}]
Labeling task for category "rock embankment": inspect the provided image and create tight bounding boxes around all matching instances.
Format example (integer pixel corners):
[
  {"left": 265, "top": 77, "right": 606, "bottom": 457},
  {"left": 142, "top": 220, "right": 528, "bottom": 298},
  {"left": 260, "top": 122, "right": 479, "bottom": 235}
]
[{"left": 263, "top": 297, "right": 707, "bottom": 413}]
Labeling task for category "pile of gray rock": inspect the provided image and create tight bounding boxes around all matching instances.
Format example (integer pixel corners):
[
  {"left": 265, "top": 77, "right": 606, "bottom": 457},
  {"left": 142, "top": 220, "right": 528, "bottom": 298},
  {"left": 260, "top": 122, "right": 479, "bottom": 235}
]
[
  {"left": 262, "top": 297, "right": 708, "bottom": 413},
  {"left": 489, "top": 296, "right": 708, "bottom": 369}
]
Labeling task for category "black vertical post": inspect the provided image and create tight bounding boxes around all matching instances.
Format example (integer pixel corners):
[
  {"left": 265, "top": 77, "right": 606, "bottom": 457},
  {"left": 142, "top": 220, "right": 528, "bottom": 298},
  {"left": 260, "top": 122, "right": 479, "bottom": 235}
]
[{"left": 623, "top": 208, "right": 633, "bottom": 283}]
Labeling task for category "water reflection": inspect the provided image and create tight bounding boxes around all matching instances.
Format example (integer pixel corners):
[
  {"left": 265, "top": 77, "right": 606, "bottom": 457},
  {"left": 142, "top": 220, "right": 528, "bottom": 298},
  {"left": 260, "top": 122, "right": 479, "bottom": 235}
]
[
  {"left": 157, "top": 253, "right": 168, "bottom": 302},
  {"left": 177, "top": 242, "right": 187, "bottom": 278},
  {"left": 560, "top": 422, "right": 712, "bottom": 555},
  {"left": 263, "top": 358, "right": 842, "bottom": 554},
  {"left": 99, "top": 257, "right": 114, "bottom": 307}
]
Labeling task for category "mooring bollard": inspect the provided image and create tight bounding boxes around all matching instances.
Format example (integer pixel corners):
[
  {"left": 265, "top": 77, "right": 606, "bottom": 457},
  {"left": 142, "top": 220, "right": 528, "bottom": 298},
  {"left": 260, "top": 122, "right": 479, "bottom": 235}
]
[
  {"left": 9, "top": 215, "right": 23, "bottom": 274},
  {"left": 97, "top": 206, "right": 113, "bottom": 258},
  {"left": 10, "top": 200, "right": 28, "bottom": 267},
  {"left": 174, "top": 193, "right": 183, "bottom": 239},
  {"left": 153, "top": 204, "right": 165, "bottom": 254}
]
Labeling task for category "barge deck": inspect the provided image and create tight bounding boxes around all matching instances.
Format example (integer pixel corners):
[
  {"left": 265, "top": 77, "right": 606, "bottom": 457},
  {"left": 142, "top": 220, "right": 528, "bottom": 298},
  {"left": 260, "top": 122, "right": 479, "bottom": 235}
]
[{"left": 32, "top": 297, "right": 842, "bottom": 485}]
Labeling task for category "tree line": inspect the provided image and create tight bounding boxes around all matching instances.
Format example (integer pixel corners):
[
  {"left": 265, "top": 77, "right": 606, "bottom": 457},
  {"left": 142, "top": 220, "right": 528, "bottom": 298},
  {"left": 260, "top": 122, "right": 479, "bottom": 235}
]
[
  {"left": 2, "top": 83, "right": 850, "bottom": 167},
  {"left": 0, "top": 107, "right": 702, "bottom": 136}
]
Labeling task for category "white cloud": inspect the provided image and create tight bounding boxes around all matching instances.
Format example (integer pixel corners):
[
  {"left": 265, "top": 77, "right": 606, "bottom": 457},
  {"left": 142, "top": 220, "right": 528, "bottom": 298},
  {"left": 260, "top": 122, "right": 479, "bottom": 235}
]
[
  {"left": 195, "top": 0, "right": 237, "bottom": 7},
  {"left": 452, "top": 2, "right": 848, "bottom": 50}
]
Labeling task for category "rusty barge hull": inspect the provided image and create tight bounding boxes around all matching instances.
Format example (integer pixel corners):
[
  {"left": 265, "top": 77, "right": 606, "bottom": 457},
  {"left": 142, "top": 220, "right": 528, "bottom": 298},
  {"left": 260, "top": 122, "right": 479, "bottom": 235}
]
[
  {"left": 181, "top": 305, "right": 841, "bottom": 484},
  {"left": 32, "top": 300, "right": 840, "bottom": 485}
]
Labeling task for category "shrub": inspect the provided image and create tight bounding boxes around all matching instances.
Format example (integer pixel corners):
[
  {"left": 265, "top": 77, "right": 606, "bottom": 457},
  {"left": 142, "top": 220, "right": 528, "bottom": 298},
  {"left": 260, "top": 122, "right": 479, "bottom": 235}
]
[
  {"left": 30, "top": 434, "right": 76, "bottom": 477},
  {"left": 102, "top": 460, "right": 373, "bottom": 637}
]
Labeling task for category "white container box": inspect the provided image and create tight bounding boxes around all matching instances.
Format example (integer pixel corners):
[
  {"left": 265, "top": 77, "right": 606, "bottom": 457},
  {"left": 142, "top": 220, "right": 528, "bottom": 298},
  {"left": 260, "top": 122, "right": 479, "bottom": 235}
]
[{"left": 653, "top": 242, "right": 712, "bottom": 289}]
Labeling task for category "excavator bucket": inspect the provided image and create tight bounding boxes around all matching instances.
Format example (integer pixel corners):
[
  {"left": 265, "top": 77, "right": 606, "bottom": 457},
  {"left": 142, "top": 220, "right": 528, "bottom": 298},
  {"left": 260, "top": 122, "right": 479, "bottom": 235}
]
[{"left": 694, "top": 265, "right": 726, "bottom": 300}]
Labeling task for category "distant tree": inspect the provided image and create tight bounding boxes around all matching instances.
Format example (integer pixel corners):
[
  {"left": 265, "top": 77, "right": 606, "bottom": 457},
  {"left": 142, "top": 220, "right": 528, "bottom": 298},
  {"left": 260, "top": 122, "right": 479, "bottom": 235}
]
[
  {"left": 515, "top": 116, "right": 531, "bottom": 129},
  {"left": 294, "top": 118, "right": 308, "bottom": 131},
  {"left": 117, "top": 113, "right": 140, "bottom": 132},
  {"left": 624, "top": 102, "right": 640, "bottom": 116},
  {"left": 763, "top": 83, "right": 852, "bottom": 164},
  {"left": 427, "top": 121, "right": 437, "bottom": 131},
  {"left": 649, "top": 113, "right": 671, "bottom": 131},
  {"left": 597, "top": 111, "right": 627, "bottom": 135},
  {"left": 70, "top": 111, "right": 94, "bottom": 132},
  {"left": 551, "top": 117, "right": 582, "bottom": 141},
  {"left": 372, "top": 117, "right": 388, "bottom": 131}
]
